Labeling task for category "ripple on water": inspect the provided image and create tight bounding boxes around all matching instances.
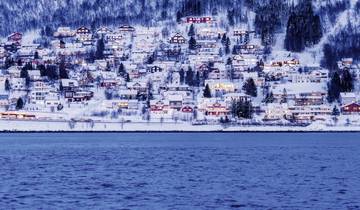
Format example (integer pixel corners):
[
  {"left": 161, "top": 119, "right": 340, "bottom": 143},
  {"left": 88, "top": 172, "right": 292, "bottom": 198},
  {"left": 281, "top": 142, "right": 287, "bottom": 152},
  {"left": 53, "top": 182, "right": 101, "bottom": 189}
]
[{"left": 0, "top": 133, "right": 360, "bottom": 209}]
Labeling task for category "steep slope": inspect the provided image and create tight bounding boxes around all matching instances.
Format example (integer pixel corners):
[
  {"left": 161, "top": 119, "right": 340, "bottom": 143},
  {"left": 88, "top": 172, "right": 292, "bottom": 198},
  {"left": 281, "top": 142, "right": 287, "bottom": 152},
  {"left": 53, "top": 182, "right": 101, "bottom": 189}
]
[
  {"left": 306, "top": 0, "right": 360, "bottom": 69},
  {"left": 0, "top": 0, "right": 241, "bottom": 36},
  {"left": 0, "top": 0, "right": 300, "bottom": 36}
]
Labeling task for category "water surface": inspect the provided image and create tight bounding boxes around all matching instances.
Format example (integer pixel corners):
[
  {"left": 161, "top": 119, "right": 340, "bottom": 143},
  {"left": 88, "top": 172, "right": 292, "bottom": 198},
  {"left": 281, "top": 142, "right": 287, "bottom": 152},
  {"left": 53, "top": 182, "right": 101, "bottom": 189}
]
[{"left": 0, "top": 133, "right": 359, "bottom": 209}]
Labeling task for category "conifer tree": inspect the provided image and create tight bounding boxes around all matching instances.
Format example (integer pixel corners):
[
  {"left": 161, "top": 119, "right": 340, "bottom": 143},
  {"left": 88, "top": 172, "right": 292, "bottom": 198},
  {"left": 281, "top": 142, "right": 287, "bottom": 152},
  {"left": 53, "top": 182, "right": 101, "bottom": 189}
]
[
  {"left": 225, "top": 37, "right": 231, "bottom": 55},
  {"left": 243, "top": 78, "right": 257, "bottom": 97},
  {"left": 188, "top": 24, "right": 195, "bottom": 37},
  {"left": 341, "top": 69, "right": 354, "bottom": 92},
  {"left": 203, "top": 84, "right": 211, "bottom": 98},
  {"left": 186, "top": 67, "right": 194, "bottom": 86},
  {"left": 4, "top": 79, "right": 10, "bottom": 91},
  {"left": 332, "top": 106, "right": 340, "bottom": 116},
  {"left": 195, "top": 71, "right": 200, "bottom": 87},
  {"left": 189, "top": 37, "right": 197, "bottom": 50},
  {"left": 285, "top": 0, "right": 322, "bottom": 52},
  {"left": 118, "top": 63, "right": 126, "bottom": 76},
  {"left": 96, "top": 37, "right": 105, "bottom": 59},
  {"left": 327, "top": 72, "right": 341, "bottom": 103},
  {"left": 59, "top": 60, "right": 69, "bottom": 79},
  {"left": 16, "top": 98, "right": 24, "bottom": 110},
  {"left": 179, "top": 68, "right": 185, "bottom": 84},
  {"left": 176, "top": 11, "right": 183, "bottom": 23},
  {"left": 20, "top": 68, "right": 30, "bottom": 88}
]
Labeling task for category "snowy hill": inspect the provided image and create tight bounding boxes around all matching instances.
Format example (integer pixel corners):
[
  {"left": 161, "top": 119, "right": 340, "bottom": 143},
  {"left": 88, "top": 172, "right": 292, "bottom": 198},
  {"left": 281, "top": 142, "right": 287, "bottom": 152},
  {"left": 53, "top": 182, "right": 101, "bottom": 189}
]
[
  {"left": 0, "top": 0, "right": 358, "bottom": 65},
  {"left": 0, "top": 0, "right": 250, "bottom": 36},
  {"left": 0, "top": 0, "right": 330, "bottom": 36}
]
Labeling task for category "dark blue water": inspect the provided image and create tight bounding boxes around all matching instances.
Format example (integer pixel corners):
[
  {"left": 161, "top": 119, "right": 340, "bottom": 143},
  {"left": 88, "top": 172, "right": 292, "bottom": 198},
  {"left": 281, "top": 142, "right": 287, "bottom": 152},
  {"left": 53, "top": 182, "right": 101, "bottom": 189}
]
[{"left": 0, "top": 133, "right": 360, "bottom": 209}]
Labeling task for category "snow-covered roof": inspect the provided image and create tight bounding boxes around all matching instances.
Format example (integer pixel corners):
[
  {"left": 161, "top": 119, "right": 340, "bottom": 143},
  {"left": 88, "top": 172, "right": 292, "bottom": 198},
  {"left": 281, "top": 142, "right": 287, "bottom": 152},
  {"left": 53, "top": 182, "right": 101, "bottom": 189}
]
[
  {"left": 340, "top": 92, "right": 356, "bottom": 98},
  {"left": 118, "top": 89, "right": 138, "bottom": 95},
  {"left": 272, "top": 83, "right": 326, "bottom": 95},
  {"left": 28, "top": 70, "right": 41, "bottom": 77},
  {"left": 166, "top": 94, "right": 183, "bottom": 101},
  {"left": 61, "top": 79, "right": 79, "bottom": 87}
]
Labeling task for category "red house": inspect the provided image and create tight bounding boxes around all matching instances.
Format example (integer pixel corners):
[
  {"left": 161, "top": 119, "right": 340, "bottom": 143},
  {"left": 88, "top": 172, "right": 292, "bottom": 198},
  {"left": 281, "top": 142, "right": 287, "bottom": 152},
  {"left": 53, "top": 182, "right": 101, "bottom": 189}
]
[
  {"left": 341, "top": 103, "right": 360, "bottom": 114},
  {"left": 186, "top": 17, "right": 212, "bottom": 24},
  {"left": 181, "top": 106, "right": 194, "bottom": 113},
  {"left": 150, "top": 100, "right": 170, "bottom": 114},
  {"left": 8, "top": 32, "right": 22, "bottom": 44},
  {"left": 205, "top": 102, "right": 230, "bottom": 116}
]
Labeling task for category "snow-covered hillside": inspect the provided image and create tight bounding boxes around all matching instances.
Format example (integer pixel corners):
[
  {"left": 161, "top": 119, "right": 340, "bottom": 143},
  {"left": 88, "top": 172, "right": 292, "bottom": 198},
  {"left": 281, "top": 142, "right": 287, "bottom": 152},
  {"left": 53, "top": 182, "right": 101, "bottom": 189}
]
[
  {"left": 0, "top": 0, "right": 344, "bottom": 36},
  {"left": 0, "top": 0, "right": 248, "bottom": 36},
  {"left": 0, "top": 0, "right": 358, "bottom": 65}
]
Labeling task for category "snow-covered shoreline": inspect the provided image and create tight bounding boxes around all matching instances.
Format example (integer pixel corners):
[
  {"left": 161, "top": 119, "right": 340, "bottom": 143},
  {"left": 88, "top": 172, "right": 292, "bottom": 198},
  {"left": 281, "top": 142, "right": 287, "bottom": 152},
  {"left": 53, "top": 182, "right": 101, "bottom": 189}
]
[{"left": 1, "top": 119, "right": 360, "bottom": 132}]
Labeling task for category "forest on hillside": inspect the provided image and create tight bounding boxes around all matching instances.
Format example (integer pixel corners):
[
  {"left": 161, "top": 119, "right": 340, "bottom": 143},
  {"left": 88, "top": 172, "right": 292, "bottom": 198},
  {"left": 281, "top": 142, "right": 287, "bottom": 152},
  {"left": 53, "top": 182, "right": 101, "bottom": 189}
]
[{"left": 0, "top": 0, "right": 358, "bottom": 66}]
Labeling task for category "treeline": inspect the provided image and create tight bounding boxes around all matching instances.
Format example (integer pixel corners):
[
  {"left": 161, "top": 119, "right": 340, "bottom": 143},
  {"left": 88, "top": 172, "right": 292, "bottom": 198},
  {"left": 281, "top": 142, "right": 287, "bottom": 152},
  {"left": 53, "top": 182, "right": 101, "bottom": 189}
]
[
  {"left": 327, "top": 69, "right": 354, "bottom": 102},
  {"left": 254, "top": 0, "right": 289, "bottom": 46},
  {"left": 322, "top": 23, "right": 360, "bottom": 70},
  {"left": 284, "top": 0, "right": 322, "bottom": 52},
  {"left": 317, "top": 0, "right": 350, "bottom": 24},
  {"left": 0, "top": 0, "right": 296, "bottom": 36},
  {"left": 0, "top": 0, "right": 251, "bottom": 36}
]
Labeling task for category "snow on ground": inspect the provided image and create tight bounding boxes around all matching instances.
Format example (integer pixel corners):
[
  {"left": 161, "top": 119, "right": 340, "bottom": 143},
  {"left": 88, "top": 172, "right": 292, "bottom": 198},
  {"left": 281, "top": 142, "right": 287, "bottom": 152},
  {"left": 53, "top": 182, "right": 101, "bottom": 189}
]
[
  {"left": 272, "top": 33, "right": 322, "bottom": 66},
  {"left": 271, "top": 1, "right": 359, "bottom": 67},
  {"left": 309, "top": 1, "right": 359, "bottom": 62},
  {"left": 21, "top": 30, "right": 41, "bottom": 45},
  {"left": 1, "top": 119, "right": 360, "bottom": 132}
]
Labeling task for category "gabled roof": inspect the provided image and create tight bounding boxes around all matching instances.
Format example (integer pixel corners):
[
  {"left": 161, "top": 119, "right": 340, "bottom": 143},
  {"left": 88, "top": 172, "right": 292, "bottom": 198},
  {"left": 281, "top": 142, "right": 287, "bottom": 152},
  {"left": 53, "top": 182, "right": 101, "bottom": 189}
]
[
  {"left": 341, "top": 102, "right": 360, "bottom": 108},
  {"left": 119, "top": 25, "right": 135, "bottom": 32}
]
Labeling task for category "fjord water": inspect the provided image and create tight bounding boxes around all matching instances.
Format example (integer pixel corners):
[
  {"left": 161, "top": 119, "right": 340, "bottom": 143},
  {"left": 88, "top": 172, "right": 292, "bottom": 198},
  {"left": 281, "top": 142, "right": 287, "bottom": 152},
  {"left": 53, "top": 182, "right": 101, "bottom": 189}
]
[{"left": 0, "top": 133, "right": 360, "bottom": 209}]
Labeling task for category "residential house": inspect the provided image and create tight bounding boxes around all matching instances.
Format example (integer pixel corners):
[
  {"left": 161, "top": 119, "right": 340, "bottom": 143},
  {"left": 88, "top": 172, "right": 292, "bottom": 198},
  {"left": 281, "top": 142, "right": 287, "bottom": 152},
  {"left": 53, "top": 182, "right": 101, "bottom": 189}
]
[
  {"left": 61, "top": 79, "right": 79, "bottom": 91},
  {"left": 44, "top": 91, "right": 61, "bottom": 109},
  {"left": 223, "top": 93, "right": 251, "bottom": 104},
  {"left": 150, "top": 99, "right": 172, "bottom": 118},
  {"left": 65, "top": 90, "right": 93, "bottom": 103},
  {"left": 185, "top": 17, "right": 213, "bottom": 24},
  {"left": 287, "top": 105, "right": 332, "bottom": 121},
  {"left": 167, "top": 94, "right": 183, "bottom": 111},
  {"left": 197, "top": 28, "right": 224, "bottom": 40},
  {"left": 0, "top": 94, "right": 10, "bottom": 109},
  {"left": 10, "top": 78, "right": 26, "bottom": 90},
  {"left": 127, "top": 81, "right": 147, "bottom": 95},
  {"left": 0, "top": 47, "right": 7, "bottom": 59},
  {"left": 7, "top": 66, "right": 21, "bottom": 78},
  {"left": 76, "top": 27, "right": 92, "bottom": 45},
  {"left": 7, "top": 32, "right": 22, "bottom": 45},
  {"left": 118, "top": 89, "right": 138, "bottom": 100},
  {"left": 54, "top": 27, "right": 75, "bottom": 38},
  {"left": 29, "top": 89, "right": 48, "bottom": 105},
  {"left": 204, "top": 101, "right": 230, "bottom": 117},
  {"left": 169, "top": 33, "right": 187, "bottom": 44},
  {"left": 264, "top": 103, "right": 288, "bottom": 121},
  {"left": 118, "top": 25, "right": 136, "bottom": 33},
  {"left": 205, "top": 80, "right": 236, "bottom": 97},
  {"left": 272, "top": 83, "right": 327, "bottom": 105},
  {"left": 340, "top": 92, "right": 357, "bottom": 105},
  {"left": 208, "top": 63, "right": 228, "bottom": 80},
  {"left": 341, "top": 102, "right": 360, "bottom": 115},
  {"left": 197, "top": 40, "right": 218, "bottom": 55},
  {"left": 28, "top": 70, "right": 42, "bottom": 81},
  {"left": 100, "top": 79, "right": 120, "bottom": 88},
  {"left": 96, "top": 27, "right": 113, "bottom": 37},
  {"left": 179, "top": 104, "right": 195, "bottom": 121}
]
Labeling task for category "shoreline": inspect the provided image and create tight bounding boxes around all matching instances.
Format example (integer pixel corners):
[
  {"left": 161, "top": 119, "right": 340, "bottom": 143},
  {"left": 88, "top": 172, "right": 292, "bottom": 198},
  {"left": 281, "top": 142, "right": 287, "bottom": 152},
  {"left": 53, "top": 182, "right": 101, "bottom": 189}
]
[
  {"left": 2, "top": 130, "right": 360, "bottom": 133},
  {"left": 1, "top": 119, "right": 360, "bottom": 133}
]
